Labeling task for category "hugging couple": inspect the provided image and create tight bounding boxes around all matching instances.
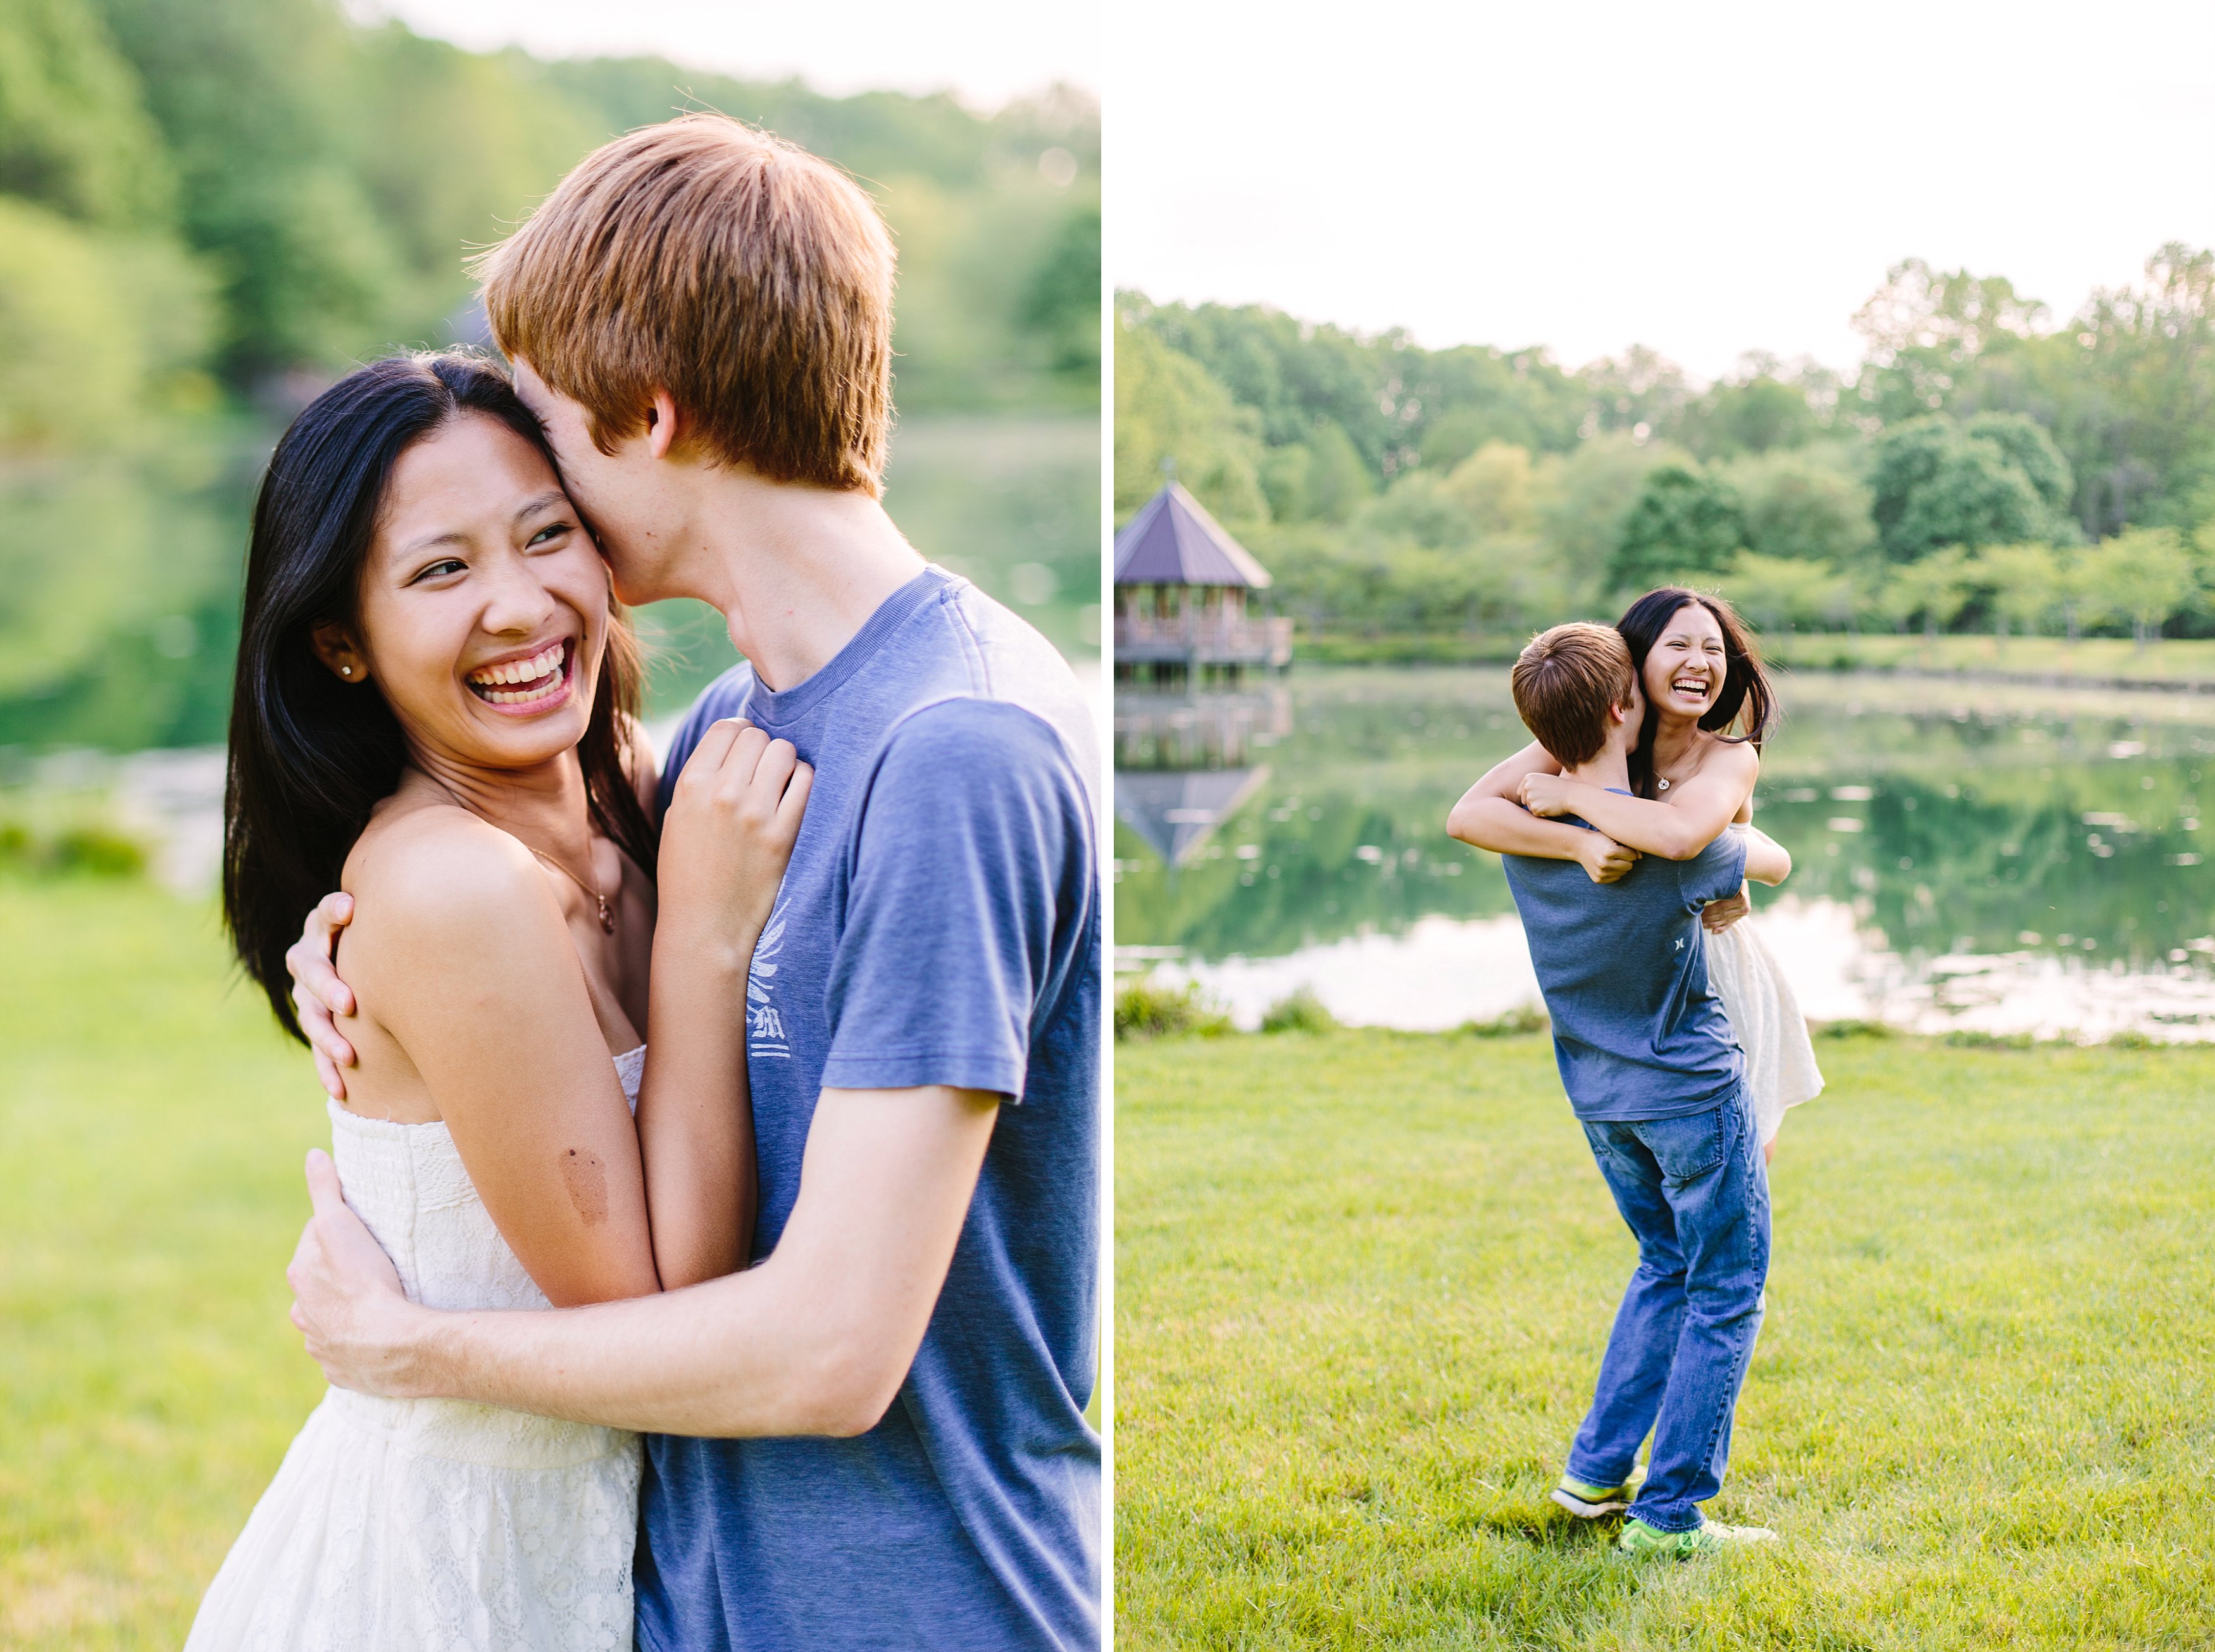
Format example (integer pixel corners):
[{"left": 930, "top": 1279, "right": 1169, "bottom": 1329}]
[
  {"left": 187, "top": 118, "right": 1099, "bottom": 1651},
  {"left": 1448, "top": 591, "right": 1823, "bottom": 1554}
]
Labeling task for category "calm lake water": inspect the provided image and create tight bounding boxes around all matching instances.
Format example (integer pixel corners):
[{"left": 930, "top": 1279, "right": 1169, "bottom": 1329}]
[
  {"left": 1114, "top": 666, "right": 2215, "bottom": 1042},
  {"left": 0, "top": 413, "right": 1099, "bottom": 754}
]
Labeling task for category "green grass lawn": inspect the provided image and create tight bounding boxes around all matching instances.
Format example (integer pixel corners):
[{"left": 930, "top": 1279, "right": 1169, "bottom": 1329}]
[
  {"left": 1116, "top": 1027, "right": 2215, "bottom": 1649},
  {"left": 0, "top": 879, "right": 326, "bottom": 1649}
]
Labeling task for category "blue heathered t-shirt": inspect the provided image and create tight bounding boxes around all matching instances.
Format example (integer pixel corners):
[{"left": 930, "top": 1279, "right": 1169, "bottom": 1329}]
[
  {"left": 636, "top": 568, "right": 1101, "bottom": 1652},
  {"left": 1501, "top": 823, "right": 1747, "bottom": 1121}
]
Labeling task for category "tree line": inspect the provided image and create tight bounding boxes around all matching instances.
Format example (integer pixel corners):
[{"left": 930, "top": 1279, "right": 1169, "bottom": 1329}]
[
  {"left": 1, "top": 0, "right": 1100, "bottom": 466},
  {"left": 1116, "top": 251, "right": 2215, "bottom": 648}
]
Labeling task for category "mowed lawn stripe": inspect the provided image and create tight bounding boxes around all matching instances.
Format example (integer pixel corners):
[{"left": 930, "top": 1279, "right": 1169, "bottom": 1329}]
[{"left": 1115, "top": 1027, "right": 2215, "bottom": 1650}]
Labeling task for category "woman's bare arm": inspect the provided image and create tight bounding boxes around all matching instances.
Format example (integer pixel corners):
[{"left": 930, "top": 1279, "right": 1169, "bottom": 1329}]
[
  {"left": 345, "top": 818, "right": 662, "bottom": 1307},
  {"left": 1738, "top": 823, "right": 1792, "bottom": 886},
  {"left": 1519, "top": 741, "right": 1759, "bottom": 860},
  {"left": 632, "top": 721, "right": 809, "bottom": 1289},
  {"left": 1447, "top": 740, "right": 1637, "bottom": 883}
]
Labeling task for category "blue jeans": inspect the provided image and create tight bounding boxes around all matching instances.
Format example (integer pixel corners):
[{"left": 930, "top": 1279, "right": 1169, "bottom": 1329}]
[{"left": 1566, "top": 1086, "right": 1769, "bottom": 1533}]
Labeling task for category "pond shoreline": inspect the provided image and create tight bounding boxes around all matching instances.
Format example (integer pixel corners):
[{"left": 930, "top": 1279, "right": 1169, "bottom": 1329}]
[{"left": 1293, "top": 630, "right": 2215, "bottom": 693}]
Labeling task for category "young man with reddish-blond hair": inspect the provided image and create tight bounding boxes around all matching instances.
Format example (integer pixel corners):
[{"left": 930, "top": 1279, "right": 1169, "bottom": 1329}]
[
  {"left": 282, "top": 116, "right": 1100, "bottom": 1650},
  {"left": 1485, "top": 623, "right": 1790, "bottom": 1555}
]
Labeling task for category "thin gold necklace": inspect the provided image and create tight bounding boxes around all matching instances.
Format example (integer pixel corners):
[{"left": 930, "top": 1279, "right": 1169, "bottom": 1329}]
[{"left": 426, "top": 779, "right": 616, "bottom": 933}]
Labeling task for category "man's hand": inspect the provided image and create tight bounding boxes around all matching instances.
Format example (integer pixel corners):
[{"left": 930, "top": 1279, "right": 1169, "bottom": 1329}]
[
  {"left": 287, "top": 893, "right": 358, "bottom": 1100},
  {"left": 1575, "top": 832, "right": 1638, "bottom": 884},
  {"left": 1518, "top": 772, "right": 1582, "bottom": 818},
  {"left": 287, "top": 1149, "right": 428, "bottom": 1397},
  {"left": 1702, "top": 885, "right": 1751, "bottom": 932}
]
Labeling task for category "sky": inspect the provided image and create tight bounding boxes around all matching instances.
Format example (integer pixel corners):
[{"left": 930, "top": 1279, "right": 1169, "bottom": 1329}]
[
  {"left": 364, "top": 0, "right": 1095, "bottom": 108},
  {"left": 1109, "top": 0, "right": 2215, "bottom": 380}
]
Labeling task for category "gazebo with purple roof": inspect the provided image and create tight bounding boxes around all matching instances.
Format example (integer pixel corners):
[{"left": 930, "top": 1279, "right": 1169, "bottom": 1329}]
[{"left": 1112, "top": 481, "right": 1292, "bottom": 681}]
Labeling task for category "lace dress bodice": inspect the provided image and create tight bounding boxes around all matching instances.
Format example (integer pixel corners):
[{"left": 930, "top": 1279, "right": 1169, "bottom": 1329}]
[{"left": 184, "top": 1048, "right": 648, "bottom": 1652}]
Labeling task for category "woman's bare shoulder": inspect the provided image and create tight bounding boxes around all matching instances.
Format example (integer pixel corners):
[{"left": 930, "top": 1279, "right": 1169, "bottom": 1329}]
[
  {"left": 343, "top": 796, "right": 550, "bottom": 941},
  {"left": 1691, "top": 732, "right": 1761, "bottom": 778}
]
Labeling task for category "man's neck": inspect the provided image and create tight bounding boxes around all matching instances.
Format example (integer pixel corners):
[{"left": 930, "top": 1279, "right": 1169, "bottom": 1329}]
[
  {"left": 661, "top": 468, "right": 928, "bottom": 694},
  {"left": 1563, "top": 746, "right": 1632, "bottom": 792}
]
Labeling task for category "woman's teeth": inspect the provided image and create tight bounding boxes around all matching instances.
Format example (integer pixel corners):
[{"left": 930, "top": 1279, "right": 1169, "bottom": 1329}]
[{"left": 468, "top": 642, "right": 566, "bottom": 704}]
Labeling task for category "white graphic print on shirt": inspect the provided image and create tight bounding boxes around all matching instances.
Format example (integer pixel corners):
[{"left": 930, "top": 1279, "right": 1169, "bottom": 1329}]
[{"left": 748, "top": 907, "right": 792, "bottom": 1059}]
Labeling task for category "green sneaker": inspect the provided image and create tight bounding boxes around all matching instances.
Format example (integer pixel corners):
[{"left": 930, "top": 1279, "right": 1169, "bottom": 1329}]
[
  {"left": 1549, "top": 1471, "right": 1635, "bottom": 1518},
  {"left": 1618, "top": 1515, "right": 1777, "bottom": 1556}
]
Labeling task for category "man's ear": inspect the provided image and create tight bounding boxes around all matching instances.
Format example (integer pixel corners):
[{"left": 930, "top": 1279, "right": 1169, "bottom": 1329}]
[
  {"left": 644, "top": 389, "right": 683, "bottom": 461},
  {"left": 310, "top": 623, "right": 368, "bottom": 684}
]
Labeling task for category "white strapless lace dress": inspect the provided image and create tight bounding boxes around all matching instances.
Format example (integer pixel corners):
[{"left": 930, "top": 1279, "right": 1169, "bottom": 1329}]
[
  {"left": 184, "top": 1048, "right": 648, "bottom": 1652},
  {"left": 1706, "top": 916, "right": 1823, "bottom": 1146}
]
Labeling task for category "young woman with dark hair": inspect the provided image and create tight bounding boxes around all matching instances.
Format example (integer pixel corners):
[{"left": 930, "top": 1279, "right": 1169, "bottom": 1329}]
[
  {"left": 1447, "top": 588, "right": 1821, "bottom": 1155},
  {"left": 190, "top": 350, "right": 809, "bottom": 1651}
]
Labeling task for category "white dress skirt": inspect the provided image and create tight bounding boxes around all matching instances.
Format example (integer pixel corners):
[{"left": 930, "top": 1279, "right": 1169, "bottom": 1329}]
[
  {"left": 1706, "top": 918, "right": 1823, "bottom": 1146},
  {"left": 183, "top": 1048, "right": 648, "bottom": 1652}
]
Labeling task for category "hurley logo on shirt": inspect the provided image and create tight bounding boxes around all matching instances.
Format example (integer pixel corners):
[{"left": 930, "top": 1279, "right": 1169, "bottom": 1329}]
[{"left": 747, "top": 906, "right": 792, "bottom": 1059}]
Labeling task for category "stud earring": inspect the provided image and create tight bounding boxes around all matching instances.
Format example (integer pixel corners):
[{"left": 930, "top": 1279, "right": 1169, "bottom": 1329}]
[{"left": 340, "top": 666, "right": 353, "bottom": 677}]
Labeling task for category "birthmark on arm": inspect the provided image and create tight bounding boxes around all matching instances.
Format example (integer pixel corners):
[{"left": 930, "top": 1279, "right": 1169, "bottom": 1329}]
[{"left": 561, "top": 1146, "right": 609, "bottom": 1226}]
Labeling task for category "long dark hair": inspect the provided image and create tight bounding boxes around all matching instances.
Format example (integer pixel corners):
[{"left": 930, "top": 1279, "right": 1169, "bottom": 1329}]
[
  {"left": 1614, "top": 587, "right": 1777, "bottom": 799},
  {"left": 223, "top": 350, "right": 659, "bottom": 1041}
]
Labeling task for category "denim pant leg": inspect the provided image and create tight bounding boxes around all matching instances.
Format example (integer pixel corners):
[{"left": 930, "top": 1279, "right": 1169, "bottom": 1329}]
[
  {"left": 1564, "top": 1127, "right": 1688, "bottom": 1490},
  {"left": 1627, "top": 1089, "right": 1769, "bottom": 1532}
]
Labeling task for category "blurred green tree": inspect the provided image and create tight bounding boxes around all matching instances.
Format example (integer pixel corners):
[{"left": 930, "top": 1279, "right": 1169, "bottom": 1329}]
[
  {"left": 1113, "top": 322, "right": 1266, "bottom": 522},
  {"left": 1728, "top": 447, "right": 1876, "bottom": 565},
  {"left": 1869, "top": 415, "right": 2072, "bottom": 560},
  {"left": 1719, "top": 551, "right": 1852, "bottom": 634},
  {"left": 1850, "top": 258, "right": 2048, "bottom": 425},
  {"left": 1678, "top": 366, "right": 1826, "bottom": 458},
  {"left": 2089, "top": 526, "right": 2195, "bottom": 647},
  {"left": 1968, "top": 542, "right": 2062, "bottom": 646},
  {"left": 1609, "top": 463, "right": 1749, "bottom": 590},
  {"left": 0, "top": 0, "right": 173, "bottom": 226},
  {"left": 1874, "top": 544, "right": 1976, "bottom": 639}
]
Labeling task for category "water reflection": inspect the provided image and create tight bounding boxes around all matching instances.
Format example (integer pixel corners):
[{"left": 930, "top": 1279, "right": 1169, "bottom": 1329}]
[{"left": 1113, "top": 668, "right": 2215, "bottom": 1041}]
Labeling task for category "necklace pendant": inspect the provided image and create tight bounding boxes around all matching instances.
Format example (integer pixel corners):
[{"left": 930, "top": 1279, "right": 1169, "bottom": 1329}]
[
  {"left": 596, "top": 896, "right": 616, "bottom": 934},
  {"left": 1657, "top": 778, "right": 1671, "bottom": 791}
]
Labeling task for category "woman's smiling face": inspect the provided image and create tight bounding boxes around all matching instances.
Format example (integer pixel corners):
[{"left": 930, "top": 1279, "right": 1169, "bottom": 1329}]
[
  {"left": 321, "top": 412, "right": 608, "bottom": 771},
  {"left": 1640, "top": 600, "right": 1728, "bottom": 723}
]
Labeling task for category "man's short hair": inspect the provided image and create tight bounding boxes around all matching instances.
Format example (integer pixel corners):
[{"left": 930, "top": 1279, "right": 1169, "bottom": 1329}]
[
  {"left": 476, "top": 115, "right": 895, "bottom": 495},
  {"left": 1510, "top": 623, "right": 1636, "bottom": 767}
]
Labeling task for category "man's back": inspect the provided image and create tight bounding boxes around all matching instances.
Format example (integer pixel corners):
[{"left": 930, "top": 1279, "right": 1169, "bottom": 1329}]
[
  {"left": 1503, "top": 829, "right": 1746, "bottom": 1122},
  {"left": 640, "top": 568, "right": 1099, "bottom": 1652}
]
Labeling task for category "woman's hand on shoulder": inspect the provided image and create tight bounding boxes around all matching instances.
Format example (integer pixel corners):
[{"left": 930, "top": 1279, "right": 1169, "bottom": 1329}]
[{"left": 658, "top": 718, "right": 813, "bottom": 961}]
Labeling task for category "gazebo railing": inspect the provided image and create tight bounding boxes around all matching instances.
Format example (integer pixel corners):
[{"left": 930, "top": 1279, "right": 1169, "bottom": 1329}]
[{"left": 1114, "top": 613, "right": 1292, "bottom": 666}]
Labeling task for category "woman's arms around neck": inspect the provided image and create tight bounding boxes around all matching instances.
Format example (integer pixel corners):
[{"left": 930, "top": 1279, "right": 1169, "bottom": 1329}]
[
  {"left": 1446, "top": 740, "right": 1637, "bottom": 883},
  {"left": 1518, "top": 737, "right": 1759, "bottom": 861}
]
